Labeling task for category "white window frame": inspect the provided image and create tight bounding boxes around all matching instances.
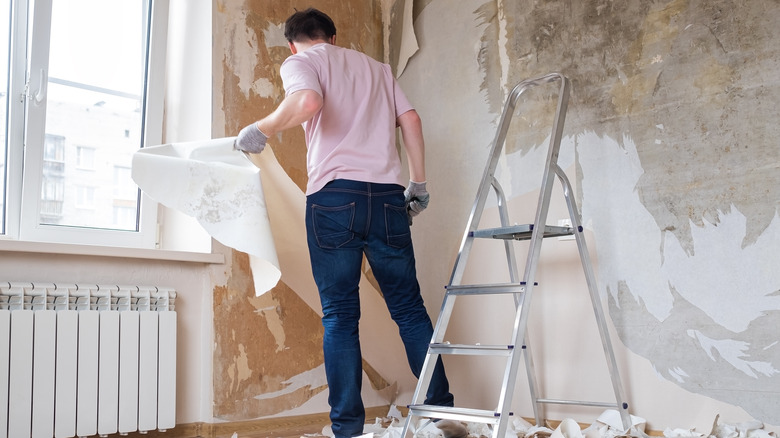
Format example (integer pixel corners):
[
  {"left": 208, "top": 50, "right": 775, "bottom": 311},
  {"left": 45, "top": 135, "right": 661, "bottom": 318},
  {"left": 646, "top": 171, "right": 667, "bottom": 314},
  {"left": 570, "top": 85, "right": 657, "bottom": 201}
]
[{"left": 3, "top": 0, "right": 168, "bottom": 248}]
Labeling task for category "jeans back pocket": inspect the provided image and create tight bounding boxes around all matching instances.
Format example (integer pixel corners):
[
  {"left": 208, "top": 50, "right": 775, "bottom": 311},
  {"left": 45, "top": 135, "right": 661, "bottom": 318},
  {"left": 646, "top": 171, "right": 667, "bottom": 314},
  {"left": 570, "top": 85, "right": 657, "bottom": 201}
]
[
  {"left": 385, "top": 203, "right": 412, "bottom": 248},
  {"left": 312, "top": 203, "right": 357, "bottom": 249}
]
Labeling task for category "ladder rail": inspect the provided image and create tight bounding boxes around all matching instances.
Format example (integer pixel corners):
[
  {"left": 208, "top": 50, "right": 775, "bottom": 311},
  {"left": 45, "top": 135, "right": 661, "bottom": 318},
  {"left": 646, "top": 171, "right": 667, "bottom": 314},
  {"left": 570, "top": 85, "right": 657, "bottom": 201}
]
[
  {"left": 522, "top": 337, "right": 542, "bottom": 425},
  {"left": 491, "top": 173, "right": 543, "bottom": 426},
  {"left": 491, "top": 176, "right": 521, "bottom": 286},
  {"left": 492, "top": 74, "right": 571, "bottom": 438},
  {"left": 553, "top": 164, "right": 632, "bottom": 430},
  {"left": 491, "top": 168, "right": 544, "bottom": 428},
  {"left": 519, "top": 74, "right": 570, "bottom": 290}
]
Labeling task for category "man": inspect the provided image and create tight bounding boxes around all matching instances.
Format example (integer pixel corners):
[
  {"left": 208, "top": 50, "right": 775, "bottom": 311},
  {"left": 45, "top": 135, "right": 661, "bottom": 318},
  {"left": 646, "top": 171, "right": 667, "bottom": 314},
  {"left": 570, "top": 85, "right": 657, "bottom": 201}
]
[{"left": 234, "top": 8, "right": 453, "bottom": 438}]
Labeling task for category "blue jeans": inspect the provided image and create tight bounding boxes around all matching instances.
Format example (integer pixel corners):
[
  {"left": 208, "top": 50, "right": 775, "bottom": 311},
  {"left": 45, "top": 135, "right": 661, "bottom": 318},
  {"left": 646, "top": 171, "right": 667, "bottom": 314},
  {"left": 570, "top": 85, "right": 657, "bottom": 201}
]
[{"left": 306, "top": 179, "right": 454, "bottom": 438}]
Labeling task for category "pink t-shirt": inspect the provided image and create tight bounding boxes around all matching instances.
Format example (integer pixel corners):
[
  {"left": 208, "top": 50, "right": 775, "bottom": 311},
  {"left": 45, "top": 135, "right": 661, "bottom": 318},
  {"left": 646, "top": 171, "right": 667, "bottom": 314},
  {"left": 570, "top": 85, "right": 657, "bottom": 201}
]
[{"left": 280, "top": 43, "right": 414, "bottom": 195}]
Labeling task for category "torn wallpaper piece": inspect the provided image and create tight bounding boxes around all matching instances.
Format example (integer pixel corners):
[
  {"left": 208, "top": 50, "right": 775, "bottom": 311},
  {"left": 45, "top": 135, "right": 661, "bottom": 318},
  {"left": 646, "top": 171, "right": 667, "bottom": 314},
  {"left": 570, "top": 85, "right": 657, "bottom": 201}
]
[
  {"left": 131, "top": 137, "right": 280, "bottom": 296},
  {"left": 395, "top": 0, "right": 419, "bottom": 77},
  {"left": 326, "top": 407, "right": 775, "bottom": 438}
]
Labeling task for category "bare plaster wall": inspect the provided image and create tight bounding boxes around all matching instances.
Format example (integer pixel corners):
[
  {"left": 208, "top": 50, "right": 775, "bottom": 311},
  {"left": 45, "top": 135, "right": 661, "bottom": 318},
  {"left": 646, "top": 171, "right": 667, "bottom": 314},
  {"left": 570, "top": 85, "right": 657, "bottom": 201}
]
[{"left": 398, "top": 0, "right": 780, "bottom": 431}]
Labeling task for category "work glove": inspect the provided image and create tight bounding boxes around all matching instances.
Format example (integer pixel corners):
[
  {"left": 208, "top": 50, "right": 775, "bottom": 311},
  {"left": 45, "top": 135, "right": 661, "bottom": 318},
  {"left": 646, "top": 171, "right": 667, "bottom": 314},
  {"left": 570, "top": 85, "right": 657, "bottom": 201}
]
[
  {"left": 404, "top": 180, "right": 429, "bottom": 225},
  {"left": 233, "top": 122, "right": 268, "bottom": 154}
]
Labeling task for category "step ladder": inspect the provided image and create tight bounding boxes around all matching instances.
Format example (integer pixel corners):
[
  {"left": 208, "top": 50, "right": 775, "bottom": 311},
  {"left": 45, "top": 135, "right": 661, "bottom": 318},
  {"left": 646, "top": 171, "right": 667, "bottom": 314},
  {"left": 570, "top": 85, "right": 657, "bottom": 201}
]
[{"left": 401, "top": 73, "right": 631, "bottom": 438}]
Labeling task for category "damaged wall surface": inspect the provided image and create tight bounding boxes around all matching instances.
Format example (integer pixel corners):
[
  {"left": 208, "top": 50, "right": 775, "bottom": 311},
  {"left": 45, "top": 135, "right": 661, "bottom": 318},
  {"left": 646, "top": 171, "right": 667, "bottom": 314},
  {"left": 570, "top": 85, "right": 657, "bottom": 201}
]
[
  {"left": 213, "top": 0, "right": 407, "bottom": 422},
  {"left": 398, "top": 0, "right": 780, "bottom": 429},
  {"left": 210, "top": 0, "right": 779, "bottom": 431}
]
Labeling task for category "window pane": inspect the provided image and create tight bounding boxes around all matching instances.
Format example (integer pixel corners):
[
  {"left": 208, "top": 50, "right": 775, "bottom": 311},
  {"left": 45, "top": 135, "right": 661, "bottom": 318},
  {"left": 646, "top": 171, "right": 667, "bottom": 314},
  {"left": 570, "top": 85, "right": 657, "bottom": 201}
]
[
  {"left": 39, "top": 0, "right": 147, "bottom": 231},
  {"left": 0, "top": 0, "right": 10, "bottom": 234},
  {"left": 76, "top": 146, "right": 95, "bottom": 169}
]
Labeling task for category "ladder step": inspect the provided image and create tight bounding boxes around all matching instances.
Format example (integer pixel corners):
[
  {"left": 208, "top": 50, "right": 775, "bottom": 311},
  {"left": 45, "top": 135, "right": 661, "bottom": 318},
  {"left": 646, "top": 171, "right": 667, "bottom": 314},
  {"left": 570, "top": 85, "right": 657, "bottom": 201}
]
[
  {"left": 445, "top": 282, "right": 533, "bottom": 295},
  {"left": 536, "top": 398, "right": 625, "bottom": 409},
  {"left": 470, "top": 224, "right": 575, "bottom": 240},
  {"left": 430, "top": 343, "right": 514, "bottom": 356},
  {"left": 407, "top": 404, "right": 512, "bottom": 424}
]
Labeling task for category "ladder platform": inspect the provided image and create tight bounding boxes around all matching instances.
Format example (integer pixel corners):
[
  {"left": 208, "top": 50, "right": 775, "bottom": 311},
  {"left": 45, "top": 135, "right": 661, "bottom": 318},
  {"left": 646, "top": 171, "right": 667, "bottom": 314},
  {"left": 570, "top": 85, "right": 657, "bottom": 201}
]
[
  {"left": 445, "top": 282, "right": 534, "bottom": 295},
  {"left": 470, "top": 224, "right": 574, "bottom": 240},
  {"left": 430, "top": 343, "right": 514, "bottom": 357},
  {"left": 406, "top": 404, "right": 512, "bottom": 424}
]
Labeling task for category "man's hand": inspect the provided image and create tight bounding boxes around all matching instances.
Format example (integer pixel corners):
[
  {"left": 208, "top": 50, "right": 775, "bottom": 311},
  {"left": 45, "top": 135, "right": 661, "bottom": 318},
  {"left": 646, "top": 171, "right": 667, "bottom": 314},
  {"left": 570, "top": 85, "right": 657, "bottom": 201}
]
[
  {"left": 404, "top": 180, "right": 429, "bottom": 225},
  {"left": 234, "top": 122, "right": 268, "bottom": 154}
]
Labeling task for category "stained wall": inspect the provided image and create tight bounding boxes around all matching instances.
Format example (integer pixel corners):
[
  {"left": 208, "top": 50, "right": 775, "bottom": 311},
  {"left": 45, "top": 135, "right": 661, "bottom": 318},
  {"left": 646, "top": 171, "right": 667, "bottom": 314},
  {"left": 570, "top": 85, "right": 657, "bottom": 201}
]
[{"left": 398, "top": 0, "right": 780, "bottom": 431}]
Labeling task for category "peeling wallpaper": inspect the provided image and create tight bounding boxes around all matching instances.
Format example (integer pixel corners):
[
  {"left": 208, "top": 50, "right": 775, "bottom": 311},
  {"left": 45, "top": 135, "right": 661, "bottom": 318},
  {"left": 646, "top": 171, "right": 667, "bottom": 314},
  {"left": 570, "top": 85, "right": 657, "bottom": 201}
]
[{"left": 400, "top": 0, "right": 780, "bottom": 426}]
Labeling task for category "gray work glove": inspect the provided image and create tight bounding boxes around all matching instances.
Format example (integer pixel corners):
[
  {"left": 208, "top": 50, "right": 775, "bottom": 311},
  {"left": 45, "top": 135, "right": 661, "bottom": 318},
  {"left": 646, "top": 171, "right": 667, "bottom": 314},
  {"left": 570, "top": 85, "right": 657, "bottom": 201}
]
[
  {"left": 404, "top": 180, "right": 429, "bottom": 225},
  {"left": 233, "top": 122, "right": 268, "bottom": 154}
]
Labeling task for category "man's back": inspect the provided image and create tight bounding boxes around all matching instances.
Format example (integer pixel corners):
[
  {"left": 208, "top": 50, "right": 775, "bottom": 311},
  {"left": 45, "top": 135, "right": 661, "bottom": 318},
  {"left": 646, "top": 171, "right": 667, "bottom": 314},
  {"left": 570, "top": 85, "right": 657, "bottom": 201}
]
[{"left": 280, "top": 43, "right": 413, "bottom": 194}]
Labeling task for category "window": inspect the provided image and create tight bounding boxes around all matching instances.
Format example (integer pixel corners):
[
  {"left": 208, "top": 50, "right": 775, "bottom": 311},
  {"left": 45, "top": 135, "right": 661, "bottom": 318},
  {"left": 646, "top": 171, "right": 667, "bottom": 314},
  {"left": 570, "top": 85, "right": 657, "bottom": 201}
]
[
  {"left": 75, "top": 146, "right": 95, "bottom": 170},
  {"left": 75, "top": 185, "right": 94, "bottom": 209},
  {"left": 1, "top": 0, "right": 168, "bottom": 247}
]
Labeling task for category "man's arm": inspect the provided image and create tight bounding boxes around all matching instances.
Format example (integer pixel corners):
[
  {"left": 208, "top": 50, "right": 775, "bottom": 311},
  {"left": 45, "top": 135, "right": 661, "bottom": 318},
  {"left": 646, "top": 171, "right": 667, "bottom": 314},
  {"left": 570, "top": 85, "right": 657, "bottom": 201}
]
[
  {"left": 398, "top": 109, "right": 430, "bottom": 223},
  {"left": 257, "top": 89, "right": 323, "bottom": 138},
  {"left": 397, "top": 109, "right": 426, "bottom": 182},
  {"left": 234, "top": 89, "right": 322, "bottom": 155}
]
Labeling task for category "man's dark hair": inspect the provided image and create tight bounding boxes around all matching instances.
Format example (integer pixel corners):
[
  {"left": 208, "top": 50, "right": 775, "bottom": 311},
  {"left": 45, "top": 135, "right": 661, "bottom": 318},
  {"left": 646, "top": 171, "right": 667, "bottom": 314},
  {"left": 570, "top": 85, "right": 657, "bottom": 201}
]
[{"left": 284, "top": 8, "right": 337, "bottom": 43}]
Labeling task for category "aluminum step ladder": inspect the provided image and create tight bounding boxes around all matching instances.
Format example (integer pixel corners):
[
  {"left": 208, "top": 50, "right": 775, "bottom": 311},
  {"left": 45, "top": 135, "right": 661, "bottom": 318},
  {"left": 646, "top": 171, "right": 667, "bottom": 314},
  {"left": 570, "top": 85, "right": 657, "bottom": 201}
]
[{"left": 401, "top": 73, "right": 631, "bottom": 438}]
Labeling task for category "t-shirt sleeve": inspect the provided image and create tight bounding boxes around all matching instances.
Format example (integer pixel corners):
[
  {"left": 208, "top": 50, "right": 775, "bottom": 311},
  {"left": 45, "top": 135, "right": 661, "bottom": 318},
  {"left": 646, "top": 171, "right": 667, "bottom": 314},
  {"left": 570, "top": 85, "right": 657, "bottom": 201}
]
[
  {"left": 280, "top": 56, "right": 323, "bottom": 97},
  {"left": 393, "top": 76, "right": 414, "bottom": 118}
]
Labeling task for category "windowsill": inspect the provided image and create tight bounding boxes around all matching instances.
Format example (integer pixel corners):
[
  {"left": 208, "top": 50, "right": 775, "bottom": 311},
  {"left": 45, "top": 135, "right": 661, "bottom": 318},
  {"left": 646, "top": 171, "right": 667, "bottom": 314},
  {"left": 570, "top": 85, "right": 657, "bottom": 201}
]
[{"left": 0, "top": 239, "right": 225, "bottom": 264}]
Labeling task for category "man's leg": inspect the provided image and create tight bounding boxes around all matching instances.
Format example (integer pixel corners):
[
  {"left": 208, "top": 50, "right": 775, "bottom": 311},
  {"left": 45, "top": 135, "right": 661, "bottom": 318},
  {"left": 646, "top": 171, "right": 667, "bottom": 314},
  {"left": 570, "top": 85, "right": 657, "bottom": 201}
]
[
  {"left": 363, "top": 183, "right": 454, "bottom": 407},
  {"left": 306, "top": 182, "right": 369, "bottom": 438}
]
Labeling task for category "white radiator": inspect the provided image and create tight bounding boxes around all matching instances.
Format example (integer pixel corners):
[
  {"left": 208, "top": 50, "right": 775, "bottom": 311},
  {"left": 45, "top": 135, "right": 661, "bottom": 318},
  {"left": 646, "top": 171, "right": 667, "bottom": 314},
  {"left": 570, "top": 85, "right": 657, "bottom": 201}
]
[{"left": 0, "top": 282, "right": 177, "bottom": 438}]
